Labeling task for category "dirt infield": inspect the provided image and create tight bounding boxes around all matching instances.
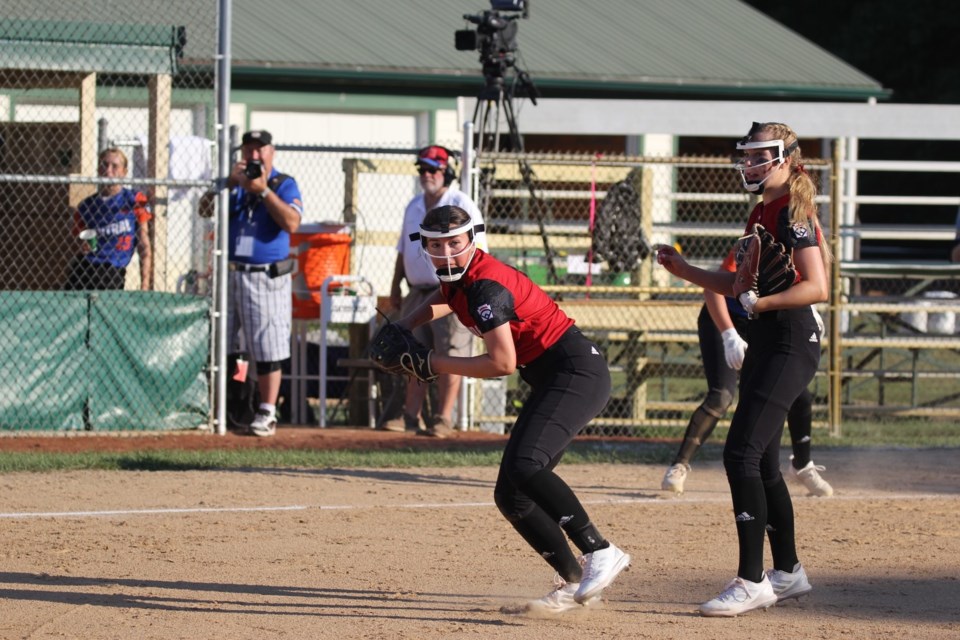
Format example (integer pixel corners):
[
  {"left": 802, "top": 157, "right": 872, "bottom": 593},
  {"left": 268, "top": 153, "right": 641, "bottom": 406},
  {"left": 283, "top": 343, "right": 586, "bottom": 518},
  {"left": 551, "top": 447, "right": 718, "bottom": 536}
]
[{"left": 1, "top": 430, "right": 959, "bottom": 639}]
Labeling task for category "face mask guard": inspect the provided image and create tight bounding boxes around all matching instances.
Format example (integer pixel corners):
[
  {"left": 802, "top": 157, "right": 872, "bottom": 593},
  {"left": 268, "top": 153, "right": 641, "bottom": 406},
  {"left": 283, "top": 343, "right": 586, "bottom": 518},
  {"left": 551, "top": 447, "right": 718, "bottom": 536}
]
[
  {"left": 734, "top": 135, "right": 798, "bottom": 194},
  {"left": 409, "top": 221, "right": 485, "bottom": 282}
]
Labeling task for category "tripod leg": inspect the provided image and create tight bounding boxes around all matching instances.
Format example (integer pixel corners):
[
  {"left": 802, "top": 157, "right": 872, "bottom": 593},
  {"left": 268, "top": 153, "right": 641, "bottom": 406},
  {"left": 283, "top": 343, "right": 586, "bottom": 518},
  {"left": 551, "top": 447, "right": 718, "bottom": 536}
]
[{"left": 501, "top": 95, "right": 524, "bottom": 152}]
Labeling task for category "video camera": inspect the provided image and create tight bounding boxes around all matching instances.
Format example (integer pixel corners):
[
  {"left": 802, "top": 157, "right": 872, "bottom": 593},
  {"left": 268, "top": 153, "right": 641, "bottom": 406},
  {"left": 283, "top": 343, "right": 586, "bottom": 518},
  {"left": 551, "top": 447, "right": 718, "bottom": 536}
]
[{"left": 455, "top": 0, "right": 529, "bottom": 79}]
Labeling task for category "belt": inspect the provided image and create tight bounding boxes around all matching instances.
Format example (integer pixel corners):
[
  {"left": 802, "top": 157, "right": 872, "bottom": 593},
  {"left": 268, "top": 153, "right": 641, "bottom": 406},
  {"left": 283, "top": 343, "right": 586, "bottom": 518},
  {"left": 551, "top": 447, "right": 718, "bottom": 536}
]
[{"left": 229, "top": 262, "right": 272, "bottom": 273}]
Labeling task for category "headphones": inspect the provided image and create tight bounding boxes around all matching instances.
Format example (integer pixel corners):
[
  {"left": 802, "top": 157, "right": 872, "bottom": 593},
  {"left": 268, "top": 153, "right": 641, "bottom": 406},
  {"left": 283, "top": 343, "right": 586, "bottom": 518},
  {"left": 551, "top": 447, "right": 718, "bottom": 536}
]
[{"left": 417, "top": 145, "right": 458, "bottom": 186}]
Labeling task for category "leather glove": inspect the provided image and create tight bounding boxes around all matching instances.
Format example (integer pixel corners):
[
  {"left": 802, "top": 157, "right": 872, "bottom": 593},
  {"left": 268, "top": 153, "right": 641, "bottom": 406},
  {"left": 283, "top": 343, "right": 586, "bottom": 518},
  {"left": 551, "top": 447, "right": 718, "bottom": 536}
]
[{"left": 721, "top": 328, "right": 748, "bottom": 370}]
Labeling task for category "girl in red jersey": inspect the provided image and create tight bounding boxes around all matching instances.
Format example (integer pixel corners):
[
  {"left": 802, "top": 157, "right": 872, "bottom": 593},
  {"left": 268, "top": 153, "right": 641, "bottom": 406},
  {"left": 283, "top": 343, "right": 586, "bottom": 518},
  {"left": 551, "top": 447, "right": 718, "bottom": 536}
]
[
  {"left": 657, "top": 122, "right": 830, "bottom": 617},
  {"left": 396, "top": 204, "right": 630, "bottom": 614}
]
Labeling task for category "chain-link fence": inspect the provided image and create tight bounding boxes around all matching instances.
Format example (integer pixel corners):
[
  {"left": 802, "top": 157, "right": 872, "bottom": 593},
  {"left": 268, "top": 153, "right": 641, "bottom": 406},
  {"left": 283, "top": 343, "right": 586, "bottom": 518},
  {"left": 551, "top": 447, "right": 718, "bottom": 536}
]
[
  {"left": 0, "top": 2, "right": 217, "bottom": 431},
  {"left": 3, "top": 3, "right": 957, "bottom": 436},
  {"left": 293, "top": 145, "right": 960, "bottom": 437}
]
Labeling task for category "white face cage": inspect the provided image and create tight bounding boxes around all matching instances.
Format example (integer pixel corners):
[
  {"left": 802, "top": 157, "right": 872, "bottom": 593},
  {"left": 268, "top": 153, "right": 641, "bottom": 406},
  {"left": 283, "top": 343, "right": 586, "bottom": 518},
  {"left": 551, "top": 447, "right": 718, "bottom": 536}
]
[
  {"left": 409, "top": 221, "right": 485, "bottom": 283},
  {"left": 734, "top": 139, "right": 792, "bottom": 193}
]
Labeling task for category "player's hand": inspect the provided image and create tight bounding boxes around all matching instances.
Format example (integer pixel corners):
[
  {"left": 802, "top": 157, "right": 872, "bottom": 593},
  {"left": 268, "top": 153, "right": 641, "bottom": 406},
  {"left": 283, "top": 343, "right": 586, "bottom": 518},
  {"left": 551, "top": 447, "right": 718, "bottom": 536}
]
[
  {"left": 738, "top": 290, "right": 759, "bottom": 317},
  {"left": 654, "top": 243, "right": 687, "bottom": 277},
  {"left": 721, "top": 328, "right": 748, "bottom": 370}
]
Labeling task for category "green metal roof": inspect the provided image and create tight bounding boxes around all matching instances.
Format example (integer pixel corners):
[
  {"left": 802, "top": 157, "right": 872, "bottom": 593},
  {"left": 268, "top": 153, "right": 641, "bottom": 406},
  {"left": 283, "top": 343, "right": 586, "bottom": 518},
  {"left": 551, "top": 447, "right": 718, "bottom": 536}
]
[
  {"left": 0, "top": 19, "right": 185, "bottom": 75},
  {"left": 231, "top": 0, "right": 887, "bottom": 101}
]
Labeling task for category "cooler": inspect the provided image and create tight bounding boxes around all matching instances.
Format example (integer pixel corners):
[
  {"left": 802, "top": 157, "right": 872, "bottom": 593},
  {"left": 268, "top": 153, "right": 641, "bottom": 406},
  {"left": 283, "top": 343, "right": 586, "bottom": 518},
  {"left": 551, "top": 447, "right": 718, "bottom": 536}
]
[{"left": 290, "top": 222, "right": 352, "bottom": 320}]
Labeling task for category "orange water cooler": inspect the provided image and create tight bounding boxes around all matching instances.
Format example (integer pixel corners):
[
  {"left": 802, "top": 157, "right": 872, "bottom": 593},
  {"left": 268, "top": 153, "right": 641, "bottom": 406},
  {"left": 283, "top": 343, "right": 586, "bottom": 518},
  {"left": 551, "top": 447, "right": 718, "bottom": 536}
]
[
  {"left": 290, "top": 223, "right": 352, "bottom": 319},
  {"left": 287, "top": 223, "right": 352, "bottom": 424}
]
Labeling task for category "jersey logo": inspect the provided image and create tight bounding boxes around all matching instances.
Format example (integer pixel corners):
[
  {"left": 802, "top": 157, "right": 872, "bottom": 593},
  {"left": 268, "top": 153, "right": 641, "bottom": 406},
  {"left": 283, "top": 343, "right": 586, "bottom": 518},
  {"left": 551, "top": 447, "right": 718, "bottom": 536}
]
[
  {"left": 476, "top": 303, "right": 494, "bottom": 321},
  {"left": 809, "top": 332, "right": 819, "bottom": 343},
  {"left": 792, "top": 222, "right": 810, "bottom": 239}
]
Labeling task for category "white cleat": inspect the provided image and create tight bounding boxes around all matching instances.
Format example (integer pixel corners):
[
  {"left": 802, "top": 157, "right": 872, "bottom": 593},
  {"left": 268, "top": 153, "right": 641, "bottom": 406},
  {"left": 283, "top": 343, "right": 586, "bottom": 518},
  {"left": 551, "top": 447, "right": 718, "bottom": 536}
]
[
  {"left": 790, "top": 458, "right": 834, "bottom": 497},
  {"left": 766, "top": 563, "right": 813, "bottom": 602},
  {"left": 699, "top": 575, "right": 778, "bottom": 617},
  {"left": 575, "top": 543, "right": 631, "bottom": 604},
  {"left": 661, "top": 463, "right": 690, "bottom": 494},
  {"left": 526, "top": 574, "right": 599, "bottom": 614}
]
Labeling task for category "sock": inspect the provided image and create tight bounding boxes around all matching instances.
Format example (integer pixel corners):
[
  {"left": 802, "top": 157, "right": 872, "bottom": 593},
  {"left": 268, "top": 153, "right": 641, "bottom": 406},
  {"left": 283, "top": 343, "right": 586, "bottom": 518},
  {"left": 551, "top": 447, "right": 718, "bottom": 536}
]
[
  {"left": 729, "top": 475, "right": 767, "bottom": 583},
  {"left": 510, "top": 507, "right": 582, "bottom": 582},
  {"left": 674, "top": 405, "right": 720, "bottom": 465},
  {"left": 259, "top": 403, "right": 276, "bottom": 415},
  {"left": 764, "top": 476, "right": 799, "bottom": 572},
  {"left": 787, "top": 395, "right": 812, "bottom": 469},
  {"left": 566, "top": 521, "right": 610, "bottom": 554}
]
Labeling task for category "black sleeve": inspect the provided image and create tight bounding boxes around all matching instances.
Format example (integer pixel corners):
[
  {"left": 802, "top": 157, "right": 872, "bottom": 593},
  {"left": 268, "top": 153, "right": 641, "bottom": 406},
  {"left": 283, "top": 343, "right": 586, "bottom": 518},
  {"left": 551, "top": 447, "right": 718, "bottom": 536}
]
[
  {"left": 465, "top": 279, "right": 520, "bottom": 334},
  {"left": 777, "top": 207, "right": 818, "bottom": 251}
]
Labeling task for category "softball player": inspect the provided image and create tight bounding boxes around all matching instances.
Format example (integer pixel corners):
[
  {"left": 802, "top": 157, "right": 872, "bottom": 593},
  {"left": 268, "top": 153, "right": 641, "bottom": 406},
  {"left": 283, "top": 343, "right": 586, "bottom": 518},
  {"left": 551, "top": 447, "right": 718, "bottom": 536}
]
[
  {"left": 657, "top": 122, "right": 829, "bottom": 617},
  {"left": 226, "top": 130, "right": 303, "bottom": 437},
  {"left": 395, "top": 204, "right": 630, "bottom": 614},
  {"left": 661, "top": 291, "right": 833, "bottom": 497},
  {"left": 65, "top": 148, "right": 152, "bottom": 291}
]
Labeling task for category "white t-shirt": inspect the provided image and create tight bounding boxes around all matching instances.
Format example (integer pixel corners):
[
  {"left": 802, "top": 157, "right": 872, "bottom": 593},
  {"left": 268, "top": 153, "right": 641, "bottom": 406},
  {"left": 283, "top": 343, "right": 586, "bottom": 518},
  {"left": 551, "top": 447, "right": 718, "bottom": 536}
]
[{"left": 397, "top": 184, "right": 488, "bottom": 288}]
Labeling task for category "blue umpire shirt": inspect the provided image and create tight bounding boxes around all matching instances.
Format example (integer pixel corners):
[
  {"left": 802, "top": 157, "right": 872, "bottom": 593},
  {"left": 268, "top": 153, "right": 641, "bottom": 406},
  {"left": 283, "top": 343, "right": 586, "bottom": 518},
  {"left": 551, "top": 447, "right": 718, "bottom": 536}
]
[{"left": 228, "top": 167, "right": 303, "bottom": 264}]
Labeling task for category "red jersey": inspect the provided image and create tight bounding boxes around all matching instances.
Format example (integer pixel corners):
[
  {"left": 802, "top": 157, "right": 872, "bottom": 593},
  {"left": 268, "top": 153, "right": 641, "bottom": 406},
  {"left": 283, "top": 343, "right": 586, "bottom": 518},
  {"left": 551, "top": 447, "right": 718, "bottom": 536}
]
[
  {"left": 441, "top": 249, "right": 574, "bottom": 366},
  {"left": 721, "top": 193, "right": 820, "bottom": 280}
]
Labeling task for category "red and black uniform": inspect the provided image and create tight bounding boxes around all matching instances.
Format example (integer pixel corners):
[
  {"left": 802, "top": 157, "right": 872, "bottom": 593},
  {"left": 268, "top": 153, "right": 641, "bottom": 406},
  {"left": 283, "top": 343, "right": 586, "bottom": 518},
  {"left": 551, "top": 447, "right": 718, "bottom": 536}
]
[
  {"left": 441, "top": 249, "right": 613, "bottom": 581},
  {"left": 725, "top": 194, "right": 823, "bottom": 583}
]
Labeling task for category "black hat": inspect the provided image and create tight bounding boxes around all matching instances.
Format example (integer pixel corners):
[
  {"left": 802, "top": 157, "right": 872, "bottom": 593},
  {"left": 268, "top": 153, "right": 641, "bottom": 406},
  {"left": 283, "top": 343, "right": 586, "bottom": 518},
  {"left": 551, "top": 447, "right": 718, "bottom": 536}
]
[{"left": 241, "top": 130, "right": 273, "bottom": 146}]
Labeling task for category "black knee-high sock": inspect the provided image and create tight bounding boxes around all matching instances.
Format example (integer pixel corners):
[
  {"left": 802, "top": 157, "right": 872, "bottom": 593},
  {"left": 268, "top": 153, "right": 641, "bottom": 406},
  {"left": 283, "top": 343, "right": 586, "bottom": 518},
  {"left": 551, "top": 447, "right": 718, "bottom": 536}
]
[
  {"left": 674, "top": 405, "right": 721, "bottom": 465},
  {"left": 728, "top": 476, "right": 767, "bottom": 583},
  {"left": 764, "top": 476, "right": 799, "bottom": 572},
  {"left": 519, "top": 469, "right": 609, "bottom": 554},
  {"left": 787, "top": 399, "right": 812, "bottom": 469},
  {"left": 509, "top": 506, "right": 583, "bottom": 583}
]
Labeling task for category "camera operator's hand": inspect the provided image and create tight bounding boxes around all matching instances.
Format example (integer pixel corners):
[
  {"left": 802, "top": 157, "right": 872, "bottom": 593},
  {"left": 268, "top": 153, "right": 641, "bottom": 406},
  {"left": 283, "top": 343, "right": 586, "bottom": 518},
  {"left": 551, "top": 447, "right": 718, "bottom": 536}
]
[
  {"left": 227, "top": 161, "right": 246, "bottom": 189},
  {"left": 230, "top": 160, "right": 269, "bottom": 195}
]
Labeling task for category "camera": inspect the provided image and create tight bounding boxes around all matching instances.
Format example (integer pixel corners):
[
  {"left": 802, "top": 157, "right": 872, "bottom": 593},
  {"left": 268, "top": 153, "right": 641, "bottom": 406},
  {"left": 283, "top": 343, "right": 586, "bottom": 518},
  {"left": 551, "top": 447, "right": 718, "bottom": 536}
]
[
  {"left": 455, "top": 0, "right": 529, "bottom": 78},
  {"left": 244, "top": 160, "right": 263, "bottom": 180}
]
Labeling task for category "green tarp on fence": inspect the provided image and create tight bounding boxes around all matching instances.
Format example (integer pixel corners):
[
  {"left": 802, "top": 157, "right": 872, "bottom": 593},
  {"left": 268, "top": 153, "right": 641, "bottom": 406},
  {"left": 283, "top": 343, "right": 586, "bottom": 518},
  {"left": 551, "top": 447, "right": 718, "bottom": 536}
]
[{"left": 0, "top": 292, "right": 209, "bottom": 431}]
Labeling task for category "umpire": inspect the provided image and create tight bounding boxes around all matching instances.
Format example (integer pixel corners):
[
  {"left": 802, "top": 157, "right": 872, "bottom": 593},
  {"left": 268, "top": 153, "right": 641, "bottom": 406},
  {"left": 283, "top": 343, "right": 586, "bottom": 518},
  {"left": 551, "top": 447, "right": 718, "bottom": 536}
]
[{"left": 225, "top": 130, "right": 303, "bottom": 436}]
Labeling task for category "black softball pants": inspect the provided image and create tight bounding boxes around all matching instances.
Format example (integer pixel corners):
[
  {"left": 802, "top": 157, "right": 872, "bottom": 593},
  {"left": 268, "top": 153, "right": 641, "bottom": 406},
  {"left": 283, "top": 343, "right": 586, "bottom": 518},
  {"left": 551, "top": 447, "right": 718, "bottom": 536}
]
[{"left": 493, "top": 327, "right": 612, "bottom": 581}]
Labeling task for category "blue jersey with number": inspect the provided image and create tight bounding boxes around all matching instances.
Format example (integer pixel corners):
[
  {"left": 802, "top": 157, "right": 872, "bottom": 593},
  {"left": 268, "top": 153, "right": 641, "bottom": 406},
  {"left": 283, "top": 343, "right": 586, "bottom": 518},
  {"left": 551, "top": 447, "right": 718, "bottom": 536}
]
[{"left": 75, "top": 188, "right": 151, "bottom": 268}]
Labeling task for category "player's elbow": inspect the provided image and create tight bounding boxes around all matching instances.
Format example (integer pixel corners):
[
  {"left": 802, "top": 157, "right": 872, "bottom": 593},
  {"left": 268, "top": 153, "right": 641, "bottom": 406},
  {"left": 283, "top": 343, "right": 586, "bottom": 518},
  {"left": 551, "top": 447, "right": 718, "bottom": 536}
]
[
  {"left": 812, "top": 280, "right": 829, "bottom": 303},
  {"left": 486, "top": 355, "right": 516, "bottom": 377}
]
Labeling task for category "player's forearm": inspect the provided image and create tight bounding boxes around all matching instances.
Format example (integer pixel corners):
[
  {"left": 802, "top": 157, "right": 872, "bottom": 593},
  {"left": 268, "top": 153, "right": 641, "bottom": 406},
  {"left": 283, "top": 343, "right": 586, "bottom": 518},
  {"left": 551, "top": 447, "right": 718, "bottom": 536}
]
[{"left": 677, "top": 264, "right": 735, "bottom": 298}]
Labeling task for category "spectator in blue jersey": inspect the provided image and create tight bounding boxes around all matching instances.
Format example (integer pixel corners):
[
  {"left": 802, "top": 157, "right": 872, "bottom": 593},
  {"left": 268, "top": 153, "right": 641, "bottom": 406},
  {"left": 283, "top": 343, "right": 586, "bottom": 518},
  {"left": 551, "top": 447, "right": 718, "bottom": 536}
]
[
  {"left": 224, "top": 129, "right": 303, "bottom": 437},
  {"left": 65, "top": 147, "right": 153, "bottom": 291}
]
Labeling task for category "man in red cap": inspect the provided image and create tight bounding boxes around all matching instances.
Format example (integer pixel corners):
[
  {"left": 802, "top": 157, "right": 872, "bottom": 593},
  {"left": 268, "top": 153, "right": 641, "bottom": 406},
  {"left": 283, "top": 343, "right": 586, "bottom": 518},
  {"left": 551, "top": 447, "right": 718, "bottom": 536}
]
[{"left": 382, "top": 145, "right": 487, "bottom": 437}]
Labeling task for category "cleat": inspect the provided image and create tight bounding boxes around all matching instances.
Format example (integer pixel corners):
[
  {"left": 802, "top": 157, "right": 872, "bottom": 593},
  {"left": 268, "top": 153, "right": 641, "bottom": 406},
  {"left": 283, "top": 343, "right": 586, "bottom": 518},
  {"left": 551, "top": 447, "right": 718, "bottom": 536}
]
[
  {"left": 699, "top": 575, "right": 778, "bottom": 617},
  {"left": 378, "top": 413, "right": 423, "bottom": 433},
  {"left": 526, "top": 574, "right": 598, "bottom": 614},
  {"left": 661, "top": 463, "right": 690, "bottom": 494},
  {"left": 249, "top": 409, "right": 277, "bottom": 437},
  {"left": 790, "top": 457, "right": 834, "bottom": 497},
  {"left": 419, "top": 415, "right": 455, "bottom": 439},
  {"left": 766, "top": 563, "right": 812, "bottom": 602},
  {"left": 574, "top": 543, "right": 630, "bottom": 604}
]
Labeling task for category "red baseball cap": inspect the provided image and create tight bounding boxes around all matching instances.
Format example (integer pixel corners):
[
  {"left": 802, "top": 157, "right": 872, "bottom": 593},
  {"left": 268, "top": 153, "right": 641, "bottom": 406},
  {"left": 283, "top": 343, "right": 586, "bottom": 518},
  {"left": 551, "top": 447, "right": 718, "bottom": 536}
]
[{"left": 416, "top": 145, "right": 449, "bottom": 169}]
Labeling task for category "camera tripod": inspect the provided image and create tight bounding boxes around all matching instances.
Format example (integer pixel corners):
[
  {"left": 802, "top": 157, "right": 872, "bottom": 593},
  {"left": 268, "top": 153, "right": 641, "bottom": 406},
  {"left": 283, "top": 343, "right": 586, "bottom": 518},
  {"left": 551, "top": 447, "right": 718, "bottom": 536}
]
[{"left": 470, "top": 69, "right": 563, "bottom": 286}]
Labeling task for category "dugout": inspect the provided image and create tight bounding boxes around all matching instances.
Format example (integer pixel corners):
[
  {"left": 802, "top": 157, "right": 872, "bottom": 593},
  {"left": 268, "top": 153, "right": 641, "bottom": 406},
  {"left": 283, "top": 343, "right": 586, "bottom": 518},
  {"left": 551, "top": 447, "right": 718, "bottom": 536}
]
[{"left": 0, "top": 19, "right": 185, "bottom": 291}]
